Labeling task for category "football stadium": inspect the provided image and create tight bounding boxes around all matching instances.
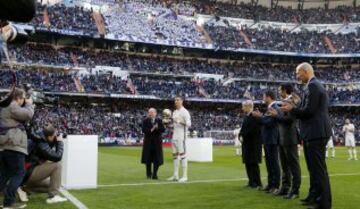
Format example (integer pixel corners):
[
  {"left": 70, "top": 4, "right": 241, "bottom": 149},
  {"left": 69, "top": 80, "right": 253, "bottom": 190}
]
[{"left": 0, "top": 0, "right": 359, "bottom": 209}]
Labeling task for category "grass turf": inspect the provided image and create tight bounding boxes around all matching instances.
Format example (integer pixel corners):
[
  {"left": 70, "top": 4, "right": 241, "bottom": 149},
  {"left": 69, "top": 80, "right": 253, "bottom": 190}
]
[{"left": 3, "top": 146, "right": 360, "bottom": 209}]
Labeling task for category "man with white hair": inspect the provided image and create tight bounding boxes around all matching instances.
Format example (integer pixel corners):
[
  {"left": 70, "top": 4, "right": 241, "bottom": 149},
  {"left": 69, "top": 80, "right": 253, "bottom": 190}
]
[
  {"left": 343, "top": 119, "right": 357, "bottom": 160},
  {"left": 240, "top": 100, "right": 262, "bottom": 189},
  {"left": 141, "top": 108, "right": 165, "bottom": 180},
  {"left": 281, "top": 62, "right": 332, "bottom": 209},
  {"left": 167, "top": 96, "right": 191, "bottom": 183}
]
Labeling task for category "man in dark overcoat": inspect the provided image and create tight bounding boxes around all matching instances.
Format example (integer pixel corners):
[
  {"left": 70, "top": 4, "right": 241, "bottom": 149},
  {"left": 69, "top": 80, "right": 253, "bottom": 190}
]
[
  {"left": 141, "top": 108, "right": 165, "bottom": 180},
  {"left": 240, "top": 100, "right": 262, "bottom": 189}
]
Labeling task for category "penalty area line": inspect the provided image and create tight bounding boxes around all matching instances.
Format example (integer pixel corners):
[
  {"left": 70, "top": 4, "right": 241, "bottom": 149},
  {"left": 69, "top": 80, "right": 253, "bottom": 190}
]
[
  {"left": 98, "top": 172, "right": 360, "bottom": 188},
  {"left": 60, "top": 188, "right": 88, "bottom": 209}
]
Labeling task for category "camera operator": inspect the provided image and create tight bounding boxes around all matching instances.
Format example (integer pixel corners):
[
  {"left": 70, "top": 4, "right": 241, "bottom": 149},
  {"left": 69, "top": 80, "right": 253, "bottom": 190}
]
[
  {"left": 20, "top": 124, "right": 67, "bottom": 204},
  {"left": 0, "top": 88, "right": 34, "bottom": 209}
]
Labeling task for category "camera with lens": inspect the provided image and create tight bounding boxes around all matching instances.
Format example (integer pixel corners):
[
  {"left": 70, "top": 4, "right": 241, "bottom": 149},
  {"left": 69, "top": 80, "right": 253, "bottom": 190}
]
[
  {"left": 0, "top": 22, "right": 31, "bottom": 45},
  {"left": 23, "top": 83, "right": 58, "bottom": 104},
  {"left": 56, "top": 133, "right": 68, "bottom": 143}
]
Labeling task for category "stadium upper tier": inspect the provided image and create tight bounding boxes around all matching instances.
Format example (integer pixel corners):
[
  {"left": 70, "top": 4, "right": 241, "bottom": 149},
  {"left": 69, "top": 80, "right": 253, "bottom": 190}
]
[
  {"left": 20, "top": 1, "right": 360, "bottom": 55},
  {"left": 1, "top": 48, "right": 359, "bottom": 104},
  {"left": 68, "top": 0, "right": 360, "bottom": 24},
  {"left": 8, "top": 44, "right": 360, "bottom": 83},
  {"left": 193, "top": 1, "right": 360, "bottom": 24}
]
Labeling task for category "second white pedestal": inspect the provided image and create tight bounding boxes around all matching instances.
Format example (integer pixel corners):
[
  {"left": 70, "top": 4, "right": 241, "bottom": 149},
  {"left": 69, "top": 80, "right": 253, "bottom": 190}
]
[{"left": 185, "top": 138, "right": 213, "bottom": 162}]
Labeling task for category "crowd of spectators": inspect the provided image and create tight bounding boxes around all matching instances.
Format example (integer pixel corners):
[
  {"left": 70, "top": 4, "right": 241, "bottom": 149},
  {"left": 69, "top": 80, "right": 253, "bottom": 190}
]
[
  {"left": 31, "top": 0, "right": 360, "bottom": 26},
  {"left": 205, "top": 22, "right": 360, "bottom": 53},
  {"left": 23, "top": 1, "right": 360, "bottom": 54},
  {"left": 8, "top": 44, "right": 360, "bottom": 83},
  {"left": 29, "top": 104, "right": 359, "bottom": 143},
  {"left": 192, "top": 1, "right": 360, "bottom": 24},
  {"left": 31, "top": 2, "right": 98, "bottom": 34},
  {"left": 30, "top": 104, "right": 243, "bottom": 143},
  {"left": 1, "top": 67, "right": 359, "bottom": 104},
  {"left": 103, "top": 1, "right": 204, "bottom": 45}
]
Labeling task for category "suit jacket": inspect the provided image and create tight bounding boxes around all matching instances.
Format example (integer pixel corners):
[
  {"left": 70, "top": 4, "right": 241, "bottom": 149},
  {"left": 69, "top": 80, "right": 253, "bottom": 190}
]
[
  {"left": 141, "top": 117, "right": 165, "bottom": 165},
  {"left": 275, "top": 110, "right": 299, "bottom": 145},
  {"left": 291, "top": 77, "right": 332, "bottom": 141},
  {"left": 259, "top": 103, "right": 280, "bottom": 145},
  {"left": 240, "top": 114, "right": 262, "bottom": 164}
]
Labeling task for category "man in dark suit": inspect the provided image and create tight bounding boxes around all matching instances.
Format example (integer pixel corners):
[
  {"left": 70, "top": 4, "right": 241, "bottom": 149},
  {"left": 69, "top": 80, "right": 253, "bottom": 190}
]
[
  {"left": 253, "top": 91, "right": 281, "bottom": 194},
  {"left": 240, "top": 100, "right": 262, "bottom": 189},
  {"left": 141, "top": 108, "right": 165, "bottom": 180},
  {"left": 268, "top": 84, "right": 301, "bottom": 199},
  {"left": 281, "top": 63, "right": 332, "bottom": 209}
]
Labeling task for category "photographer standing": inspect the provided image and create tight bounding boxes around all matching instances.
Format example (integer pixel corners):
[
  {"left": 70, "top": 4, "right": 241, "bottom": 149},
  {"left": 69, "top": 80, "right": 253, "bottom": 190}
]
[
  {"left": 21, "top": 124, "right": 67, "bottom": 204},
  {"left": 0, "top": 88, "right": 34, "bottom": 209}
]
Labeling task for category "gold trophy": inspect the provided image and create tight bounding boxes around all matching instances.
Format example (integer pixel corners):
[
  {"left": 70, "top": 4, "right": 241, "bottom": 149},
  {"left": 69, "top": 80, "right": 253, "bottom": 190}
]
[{"left": 162, "top": 109, "right": 173, "bottom": 127}]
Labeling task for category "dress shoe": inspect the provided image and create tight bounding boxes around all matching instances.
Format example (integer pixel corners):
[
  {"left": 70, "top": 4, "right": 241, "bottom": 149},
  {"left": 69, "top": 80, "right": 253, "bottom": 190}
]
[
  {"left": 284, "top": 192, "right": 299, "bottom": 199},
  {"left": 274, "top": 189, "right": 289, "bottom": 196},
  {"left": 271, "top": 188, "right": 280, "bottom": 195},
  {"left": 152, "top": 175, "right": 158, "bottom": 180}
]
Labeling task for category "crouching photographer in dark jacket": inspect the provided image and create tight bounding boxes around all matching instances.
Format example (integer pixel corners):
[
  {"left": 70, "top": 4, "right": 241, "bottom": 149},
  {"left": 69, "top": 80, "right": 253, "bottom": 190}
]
[{"left": 20, "top": 124, "right": 67, "bottom": 204}]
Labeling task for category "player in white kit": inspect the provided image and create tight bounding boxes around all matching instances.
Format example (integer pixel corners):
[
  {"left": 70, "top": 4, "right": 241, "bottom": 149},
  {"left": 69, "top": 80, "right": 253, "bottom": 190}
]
[
  {"left": 167, "top": 96, "right": 191, "bottom": 182},
  {"left": 326, "top": 128, "right": 336, "bottom": 158},
  {"left": 233, "top": 125, "right": 242, "bottom": 156},
  {"left": 343, "top": 119, "right": 358, "bottom": 160}
]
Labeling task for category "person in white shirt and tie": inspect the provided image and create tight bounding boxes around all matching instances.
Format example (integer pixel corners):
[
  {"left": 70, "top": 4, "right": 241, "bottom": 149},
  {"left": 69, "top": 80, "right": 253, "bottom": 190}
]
[
  {"left": 343, "top": 119, "right": 357, "bottom": 160},
  {"left": 167, "top": 96, "right": 191, "bottom": 183}
]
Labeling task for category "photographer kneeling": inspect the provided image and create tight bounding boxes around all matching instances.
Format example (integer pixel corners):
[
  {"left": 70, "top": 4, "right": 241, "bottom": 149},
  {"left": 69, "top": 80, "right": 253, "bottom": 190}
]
[{"left": 21, "top": 124, "right": 67, "bottom": 204}]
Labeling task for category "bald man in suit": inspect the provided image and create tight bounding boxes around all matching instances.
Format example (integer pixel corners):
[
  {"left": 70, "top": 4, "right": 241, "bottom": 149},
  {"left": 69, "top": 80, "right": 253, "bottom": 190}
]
[{"left": 281, "top": 63, "right": 332, "bottom": 209}]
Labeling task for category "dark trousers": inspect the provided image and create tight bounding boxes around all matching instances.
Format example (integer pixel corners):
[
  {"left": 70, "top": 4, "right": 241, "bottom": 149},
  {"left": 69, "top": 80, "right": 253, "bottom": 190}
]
[
  {"left": 264, "top": 144, "right": 280, "bottom": 189},
  {"left": 305, "top": 139, "right": 332, "bottom": 209},
  {"left": 245, "top": 163, "right": 262, "bottom": 187},
  {"left": 303, "top": 142, "right": 316, "bottom": 199},
  {"left": 0, "top": 150, "right": 26, "bottom": 207},
  {"left": 146, "top": 163, "right": 159, "bottom": 178},
  {"left": 279, "top": 144, "right": 301, "bottom": 193}
]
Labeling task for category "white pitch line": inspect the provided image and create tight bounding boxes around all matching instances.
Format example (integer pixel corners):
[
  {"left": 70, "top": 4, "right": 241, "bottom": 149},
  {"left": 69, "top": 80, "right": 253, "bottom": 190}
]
[
  {"left": 60, "top": 188, "right": 88, "bottom": 209},
  {"left": 98, "top": 172, "right": 360, "bottom": 188}
]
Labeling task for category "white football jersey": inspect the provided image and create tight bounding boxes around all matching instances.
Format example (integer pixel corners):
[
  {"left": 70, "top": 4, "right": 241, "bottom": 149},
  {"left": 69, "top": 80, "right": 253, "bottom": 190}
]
[
  {"left": 343, "top": 124, "right": 355, "bottom": 140},
  {"left": 172, "top": 107, "right": 191, "bottom": 141},
  {"left": 233, "top": 128, "right": 241, "bottom": 141}
]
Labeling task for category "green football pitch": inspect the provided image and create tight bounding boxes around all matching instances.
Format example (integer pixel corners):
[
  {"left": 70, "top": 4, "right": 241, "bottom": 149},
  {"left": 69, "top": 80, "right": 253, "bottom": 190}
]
[{"left": 4, "top": 146, "right": 360, "bottom": 209}]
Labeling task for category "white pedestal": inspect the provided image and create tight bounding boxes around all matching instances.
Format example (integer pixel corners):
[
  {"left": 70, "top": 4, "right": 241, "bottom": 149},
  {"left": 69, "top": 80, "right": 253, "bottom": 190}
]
[
  {"left": 186, "top": 138, "right": 213, "bottom": 162},
  {"left": 62, "top": 135, "right": 98, "bottom": 189}
]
